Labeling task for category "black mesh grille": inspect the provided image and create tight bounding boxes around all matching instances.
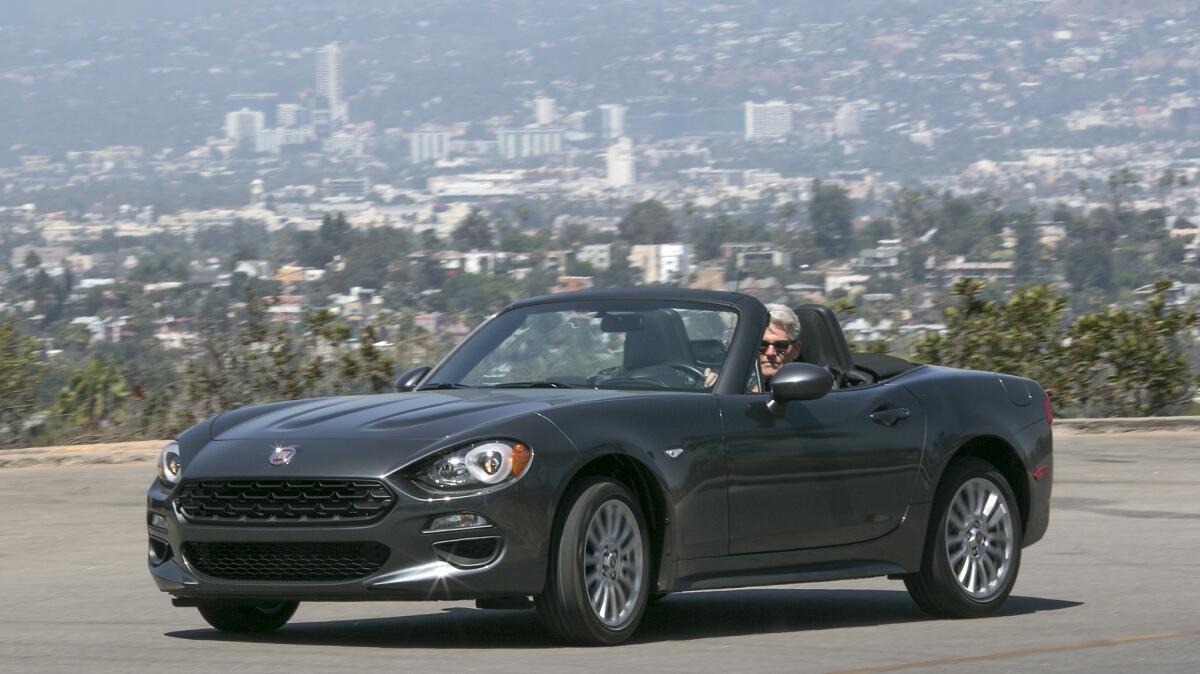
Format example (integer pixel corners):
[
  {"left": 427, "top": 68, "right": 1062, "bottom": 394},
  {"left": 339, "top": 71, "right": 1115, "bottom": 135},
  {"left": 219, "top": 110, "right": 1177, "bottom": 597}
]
[
  {"left": 176, "top": 479, "right": 394, "bottom": 525},
  {"left": 183, "top": 541, "right": 390, "bottom": 581}
]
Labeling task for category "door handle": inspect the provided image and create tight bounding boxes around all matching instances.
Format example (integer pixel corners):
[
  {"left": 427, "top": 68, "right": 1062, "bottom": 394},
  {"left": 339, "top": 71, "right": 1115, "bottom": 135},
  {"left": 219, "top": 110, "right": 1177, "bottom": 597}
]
[{"left": 870, "top": 407, "right": 910, "bottom": 426}]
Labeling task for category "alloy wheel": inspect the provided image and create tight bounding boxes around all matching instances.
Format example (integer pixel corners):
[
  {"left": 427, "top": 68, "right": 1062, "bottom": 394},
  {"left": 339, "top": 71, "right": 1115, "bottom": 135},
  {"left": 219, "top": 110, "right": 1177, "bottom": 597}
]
[
  {"left": 582, "top": 499, "right": 644, "bottom": 627},
  {"left": 944, "top": 476, "right": 1015, "bottom": 600}
]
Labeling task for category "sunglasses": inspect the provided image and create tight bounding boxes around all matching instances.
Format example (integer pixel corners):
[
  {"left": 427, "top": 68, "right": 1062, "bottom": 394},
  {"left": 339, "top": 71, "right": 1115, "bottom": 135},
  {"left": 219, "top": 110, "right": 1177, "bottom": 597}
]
[{"left": 759, "top": 340, "right": 793, "bottom": 353}]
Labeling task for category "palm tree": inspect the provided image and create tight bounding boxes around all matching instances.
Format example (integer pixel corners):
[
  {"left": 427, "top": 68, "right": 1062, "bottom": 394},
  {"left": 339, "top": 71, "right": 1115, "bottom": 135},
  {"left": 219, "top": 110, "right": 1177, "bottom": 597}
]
[{"left": 54, "top": 358, "right": 130, "bottom": 431}]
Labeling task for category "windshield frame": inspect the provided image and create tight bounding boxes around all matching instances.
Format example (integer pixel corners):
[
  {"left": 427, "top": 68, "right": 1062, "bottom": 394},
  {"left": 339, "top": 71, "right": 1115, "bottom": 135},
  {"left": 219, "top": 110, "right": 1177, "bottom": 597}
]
[{"left": 422, "top": 296, "right": 763, "bottom": 395}]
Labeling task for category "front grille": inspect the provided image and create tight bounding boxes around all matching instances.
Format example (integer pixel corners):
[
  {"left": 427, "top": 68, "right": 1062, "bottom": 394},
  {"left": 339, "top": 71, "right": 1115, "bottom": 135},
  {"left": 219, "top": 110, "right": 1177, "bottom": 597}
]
[
  {"left": 183, "top": 541, "right": 390, "bottom": 581},
  {"left": 176, "top": 479, "right": 394, "bottom": 525}
]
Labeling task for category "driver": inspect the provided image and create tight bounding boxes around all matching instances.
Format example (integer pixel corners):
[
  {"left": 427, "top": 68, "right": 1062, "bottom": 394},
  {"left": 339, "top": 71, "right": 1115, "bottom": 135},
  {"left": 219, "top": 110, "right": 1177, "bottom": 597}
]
[{"left": 759, "top": 303, "right": 802, "bottom": 390}]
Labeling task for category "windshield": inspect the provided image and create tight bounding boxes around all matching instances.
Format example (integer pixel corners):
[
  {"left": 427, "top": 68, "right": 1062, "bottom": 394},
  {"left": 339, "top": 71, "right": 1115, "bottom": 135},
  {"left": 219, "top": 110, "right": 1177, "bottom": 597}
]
[{"left": 425, "top": 299, "right": 739, "bottom": 392}]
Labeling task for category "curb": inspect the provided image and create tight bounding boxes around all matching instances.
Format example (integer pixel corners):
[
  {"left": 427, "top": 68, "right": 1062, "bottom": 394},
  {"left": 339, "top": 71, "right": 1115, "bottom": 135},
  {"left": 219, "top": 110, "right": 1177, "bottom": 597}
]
[
  {"left": 0, "top": 441, "right": 163, "bottom": 470},
  {"left": 1055, "top": 416, "right": 1200, "bottom": 434}
]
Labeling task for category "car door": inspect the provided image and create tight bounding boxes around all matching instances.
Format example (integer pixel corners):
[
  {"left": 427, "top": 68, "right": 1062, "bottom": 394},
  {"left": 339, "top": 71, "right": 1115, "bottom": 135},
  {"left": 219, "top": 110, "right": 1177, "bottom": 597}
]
[{"left": 720, "top": 382, "right": 926, "bottom": 555}]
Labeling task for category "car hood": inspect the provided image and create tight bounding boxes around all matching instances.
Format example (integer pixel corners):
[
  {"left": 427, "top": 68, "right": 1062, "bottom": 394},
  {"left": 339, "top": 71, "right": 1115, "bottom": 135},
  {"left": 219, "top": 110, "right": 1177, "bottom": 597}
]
[
  {"left": 208, "top": 388, "right": 640, "bottom": 441},
  {"left": 181, "top": 388, "right": 639, "bottom": 479}
]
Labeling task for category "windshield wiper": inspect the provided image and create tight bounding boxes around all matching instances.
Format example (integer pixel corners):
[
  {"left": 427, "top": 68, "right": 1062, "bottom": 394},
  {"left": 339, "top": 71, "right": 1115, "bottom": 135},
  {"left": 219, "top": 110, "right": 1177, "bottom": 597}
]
[
  {"left": 490, "top": 381, "right": 580, "bottom": 389},
  {"left": 416, "top": 382, "right": 475, "bottom": 391}
]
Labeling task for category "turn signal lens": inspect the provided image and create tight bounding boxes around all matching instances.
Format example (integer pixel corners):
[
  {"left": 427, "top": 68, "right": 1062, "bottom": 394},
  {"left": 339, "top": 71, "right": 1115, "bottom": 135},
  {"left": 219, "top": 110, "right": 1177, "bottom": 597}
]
[{"left": 511, "top": 443, "right": 532, "bottom": 477}]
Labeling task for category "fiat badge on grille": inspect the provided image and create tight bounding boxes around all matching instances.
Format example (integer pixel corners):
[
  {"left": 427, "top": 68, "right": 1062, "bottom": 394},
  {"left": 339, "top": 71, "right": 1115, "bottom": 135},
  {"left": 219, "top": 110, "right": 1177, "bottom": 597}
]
[{"left": 269, "top": 446, "right": 298, "bottom": 466}]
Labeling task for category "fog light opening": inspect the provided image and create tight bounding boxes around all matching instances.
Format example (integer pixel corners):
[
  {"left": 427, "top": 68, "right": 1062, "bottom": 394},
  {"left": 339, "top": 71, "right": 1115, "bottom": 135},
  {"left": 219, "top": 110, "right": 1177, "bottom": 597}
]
[
  {"left": 431, "top": 537, "right": 502, "bottom": 569},
  {"left": 422, "top": 512, "right": 493, "bottom": 534},
  {"left": 148, "top": 537, "right": 173, "bottom": 566}
]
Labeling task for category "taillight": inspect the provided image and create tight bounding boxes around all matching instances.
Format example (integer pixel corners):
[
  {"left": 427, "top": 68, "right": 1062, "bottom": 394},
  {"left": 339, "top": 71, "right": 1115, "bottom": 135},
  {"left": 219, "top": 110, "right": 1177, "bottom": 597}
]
[{"left": 1043, "top": 395, "right": 1053, "bottom": 425}]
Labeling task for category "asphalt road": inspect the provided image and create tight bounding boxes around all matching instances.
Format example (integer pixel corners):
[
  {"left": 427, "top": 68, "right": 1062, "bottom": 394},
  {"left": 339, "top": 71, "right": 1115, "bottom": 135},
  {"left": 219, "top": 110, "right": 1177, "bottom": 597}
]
[{"left": 2, "top": 431, "right": 1198, "bottom": 673}]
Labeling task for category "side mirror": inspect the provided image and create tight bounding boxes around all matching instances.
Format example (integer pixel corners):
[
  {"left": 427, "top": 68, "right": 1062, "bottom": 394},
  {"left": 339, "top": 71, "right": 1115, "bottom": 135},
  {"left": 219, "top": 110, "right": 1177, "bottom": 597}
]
[
  {"left": 769, "top": 363, "right": 834, "bottom": 406},
  {"left": 393, "top": 366, "right": 431, "bottom": 392}
]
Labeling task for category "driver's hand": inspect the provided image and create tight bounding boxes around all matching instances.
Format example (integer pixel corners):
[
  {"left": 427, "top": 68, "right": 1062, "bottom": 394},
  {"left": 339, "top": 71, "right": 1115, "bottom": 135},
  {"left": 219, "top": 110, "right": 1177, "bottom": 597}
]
[{"left": 703, "top": 368, "right": 718, "bottom": 389}]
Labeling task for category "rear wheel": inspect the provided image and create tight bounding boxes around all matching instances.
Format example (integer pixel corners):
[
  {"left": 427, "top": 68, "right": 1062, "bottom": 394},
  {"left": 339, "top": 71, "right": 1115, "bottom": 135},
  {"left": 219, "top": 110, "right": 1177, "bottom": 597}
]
[
  {"left": 905, "top": 457, "right": 1022, "bottom": 618},
  {"left": 196, "top": 600, "right": 298, "bottom": 632},
  {"left": 536, "top": 478, "right": 650, "bottom": 645}
]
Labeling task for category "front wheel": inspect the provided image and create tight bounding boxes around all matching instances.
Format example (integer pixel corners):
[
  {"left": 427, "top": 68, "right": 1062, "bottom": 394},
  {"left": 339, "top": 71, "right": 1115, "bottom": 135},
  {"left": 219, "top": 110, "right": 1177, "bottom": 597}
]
[
  {"left": 196, "top": 600, "right": 298, "bottom": 632},
  {"left": 905, "top": 457, "right": 1022, "bottom": 618},
  {"left": 536, "top": 478, "right": 650, "bottom": 645}
]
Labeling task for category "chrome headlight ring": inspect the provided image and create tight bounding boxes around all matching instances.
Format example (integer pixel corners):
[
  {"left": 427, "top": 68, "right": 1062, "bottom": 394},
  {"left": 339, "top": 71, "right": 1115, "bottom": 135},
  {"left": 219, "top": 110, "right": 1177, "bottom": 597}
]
[
  {"left": 408, "top": 439, "right": 533, "bottom": 494},
  {"left": 157, "top": 441, "right": 182, "bottom": 487}
]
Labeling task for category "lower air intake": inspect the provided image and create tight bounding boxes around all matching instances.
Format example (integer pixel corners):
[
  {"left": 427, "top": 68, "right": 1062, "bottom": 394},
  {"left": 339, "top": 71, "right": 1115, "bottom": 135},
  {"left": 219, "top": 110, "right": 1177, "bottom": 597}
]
[{"left": 183, "top": 541, "right": 390, "bottom": 581}]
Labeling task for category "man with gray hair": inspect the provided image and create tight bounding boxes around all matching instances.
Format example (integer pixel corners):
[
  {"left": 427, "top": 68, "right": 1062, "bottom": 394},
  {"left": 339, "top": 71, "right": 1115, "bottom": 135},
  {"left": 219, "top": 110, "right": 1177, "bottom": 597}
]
[{"left": 759, "top": 303, "right": 801, "bottom": 389}]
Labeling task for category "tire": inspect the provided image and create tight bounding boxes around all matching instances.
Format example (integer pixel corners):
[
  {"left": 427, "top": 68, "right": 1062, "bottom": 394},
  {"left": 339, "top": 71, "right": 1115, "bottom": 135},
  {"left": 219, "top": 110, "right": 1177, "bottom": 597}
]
[
  {"left": 196, "top": 600, "right": 299, "bottom": 632},
  {"left": 536, "top": 477, "right": 651, "bottom": 645},
  {"left": 905, "top": 457, "right": 1022, "bottom": 618}
]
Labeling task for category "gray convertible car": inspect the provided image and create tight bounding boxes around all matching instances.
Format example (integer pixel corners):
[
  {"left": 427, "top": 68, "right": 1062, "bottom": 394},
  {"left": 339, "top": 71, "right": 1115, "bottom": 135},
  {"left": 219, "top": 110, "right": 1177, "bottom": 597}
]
[{"left": 147, "top": 288, "right": 1052, "bottom": 644}]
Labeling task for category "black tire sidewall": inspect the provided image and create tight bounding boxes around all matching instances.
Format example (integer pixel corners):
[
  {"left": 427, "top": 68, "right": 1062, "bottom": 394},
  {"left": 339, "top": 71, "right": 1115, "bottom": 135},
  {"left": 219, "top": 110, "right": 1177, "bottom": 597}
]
[
  {"left": 924, "top": 459, "right": 1023, "bottom": 616},
  {"left": 543, "top": 478, "right": 651, "bottom": 644}
]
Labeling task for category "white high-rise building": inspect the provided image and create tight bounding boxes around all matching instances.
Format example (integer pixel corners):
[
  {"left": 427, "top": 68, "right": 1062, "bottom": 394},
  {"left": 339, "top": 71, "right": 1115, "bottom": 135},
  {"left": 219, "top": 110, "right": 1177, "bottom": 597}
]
[
  {"left": 225, "top": 108, "right": 265, "bottom": 147},
  {"left": 533, "top": 96, "right": 557, "bottom": 126},
  {"left": 497, "top": 127, "right": 564, "bottom": 159},
  {"left": 598, "top": 104, "right": 627, "bottom": 139},
  {"left": 835, "top": 102, "right": 863, "bottom": 137},
  {"left": 606, "top": 137, "right": 636, "bottom": 187},
  {"left": 744, "top": 101, "right": 792, "bottom": 140},
  {"left": 276, "top": 103, "right": 303, "bottom": 129},
  {"left": 315, "top": 43, "right": 348, "bottom": 125},
  {"left": 409, "top": 130, "right": 452, "bottom": 164}
]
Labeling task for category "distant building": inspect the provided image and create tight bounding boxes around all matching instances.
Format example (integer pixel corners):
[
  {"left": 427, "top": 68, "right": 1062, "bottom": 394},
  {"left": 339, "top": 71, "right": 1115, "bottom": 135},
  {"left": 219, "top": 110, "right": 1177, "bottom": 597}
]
[
  {"left": 835, "top": 101, "right": 880, "bottom": 138},
  {"left": 577, "top": 243, "right": 613, "bottom": 270},
  {"left": 323, "top": 177, "right": 370, "bottom": 199},
  {"left": 744, "top": 101, "right": 792, "bottom": 140},
  {"left": 933, "top": 259, "right": 1014, "bottom": 287},
  {"left": 605, "top": 137, "right": 636, "bottom": 187},
  {"left": 719, "top": 243, "right": 790, "bottom": 269},
  {"left": 856, "top": 240, "right": 906, "bottom": 270},
  {"left": 598, "top": 104, "right": 627, "bottom": 139},
  {"left": 835, "top": 102, "right": 863, "bottom": 137},
  {"left": 276, "top": 103, "right": 304, "bottom": 129},
  {"left": 225, "top": 108, "right": 265, "bottom": 148},
  {"left": 497, "top": 128, "right": 564, "bottom": 159},
  {"left": 409, "top": 130, "right": 452, "bottom": 164},
  {"left": 533, "top": 96, "right": 557, "bottom": 126},
  {"left": 227, "top": 93, "right": 279, "bottom": 127},
  {"left": 629, "top": 244, "right": 693, "bottom": 285},
  {"left": 315, "top": 43, "right": 348, "bottom": 125}
]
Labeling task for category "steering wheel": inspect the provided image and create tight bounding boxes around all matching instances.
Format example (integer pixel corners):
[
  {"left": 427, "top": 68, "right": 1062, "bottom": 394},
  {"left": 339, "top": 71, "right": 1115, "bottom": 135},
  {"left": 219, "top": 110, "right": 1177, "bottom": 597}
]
[
  {"left": 667, "top": 362, "right": 706, "bottom": 386},
  {"left": 597, "top": 376, "right": 669, "bottom": 389}
]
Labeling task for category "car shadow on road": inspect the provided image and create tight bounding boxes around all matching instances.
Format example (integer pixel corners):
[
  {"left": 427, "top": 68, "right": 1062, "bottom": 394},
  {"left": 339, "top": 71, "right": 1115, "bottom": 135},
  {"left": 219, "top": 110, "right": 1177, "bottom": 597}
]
[{"left": 165, "top": 588, "right": 1081, "bottom": 648}]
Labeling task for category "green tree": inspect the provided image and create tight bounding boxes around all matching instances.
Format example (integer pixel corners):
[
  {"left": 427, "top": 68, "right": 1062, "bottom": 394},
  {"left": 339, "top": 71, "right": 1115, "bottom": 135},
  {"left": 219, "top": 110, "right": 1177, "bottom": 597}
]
[
  {"left": 1012, "top": 218, "right": 1040, "bottom": 281},
  {"left": 617, "top": 200, "right": 677, "bottom": 244},
  {"left": 808, "top": 180, "right": 854, "bottom": 259},
  {"left": 1, "top": 318, "right": 43, "bottom": 445},
  {"left": 913, "top": 279, "right": 1071, "bottom": 404},
  {"left": 453, "top": 207, "right": 494, "bottom": 250},
  {"left": 1066, "top": 280, "right": 1199, "bottom": 416},
  {"left": 53, "top": 358, "right": 131, "bottom": 432}
]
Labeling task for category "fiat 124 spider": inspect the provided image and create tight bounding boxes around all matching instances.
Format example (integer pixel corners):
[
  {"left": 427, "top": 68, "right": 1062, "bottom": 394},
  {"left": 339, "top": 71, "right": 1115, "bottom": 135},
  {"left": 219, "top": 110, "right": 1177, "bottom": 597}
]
[{"left": 147, "top": 288, "right": 1052, "bottom": 645}]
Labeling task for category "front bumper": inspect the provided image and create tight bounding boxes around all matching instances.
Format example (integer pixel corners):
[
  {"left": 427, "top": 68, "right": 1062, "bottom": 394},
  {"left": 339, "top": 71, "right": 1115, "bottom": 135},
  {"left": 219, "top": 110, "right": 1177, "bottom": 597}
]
[{"left": 146, "top": 475, "right": 554, "bottom": 602}]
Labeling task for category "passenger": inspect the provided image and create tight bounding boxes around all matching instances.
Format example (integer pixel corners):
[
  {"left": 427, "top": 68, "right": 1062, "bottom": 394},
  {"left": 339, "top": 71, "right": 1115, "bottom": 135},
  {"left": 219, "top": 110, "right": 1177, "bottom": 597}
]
[{"left": 758, "top": 303, "right": 801, "bottom": 390}]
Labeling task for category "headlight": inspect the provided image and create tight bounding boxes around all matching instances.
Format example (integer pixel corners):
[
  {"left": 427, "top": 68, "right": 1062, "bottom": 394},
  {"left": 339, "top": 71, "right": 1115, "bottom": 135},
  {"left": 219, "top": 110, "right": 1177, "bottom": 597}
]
[
  {"left": 413, "top": 440, "right": 533, "bottom": 492},
  {"left": 157, "top": 441, "right": 182, "bottom": 486}
]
